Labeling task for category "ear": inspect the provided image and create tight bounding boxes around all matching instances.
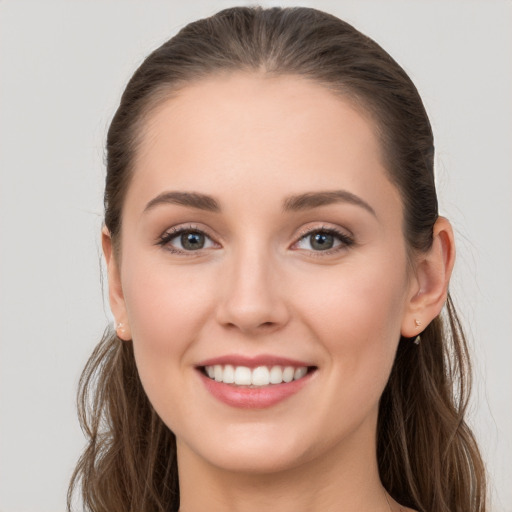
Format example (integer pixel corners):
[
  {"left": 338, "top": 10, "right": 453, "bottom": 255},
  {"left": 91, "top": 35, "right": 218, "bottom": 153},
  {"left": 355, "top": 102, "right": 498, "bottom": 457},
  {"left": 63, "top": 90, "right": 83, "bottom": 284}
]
[
  {"left": 401, "top": 216, "right": 455, "bottom": 338},
  {"left": 102, "top": 226, "right": 132, "bottom": 340}
]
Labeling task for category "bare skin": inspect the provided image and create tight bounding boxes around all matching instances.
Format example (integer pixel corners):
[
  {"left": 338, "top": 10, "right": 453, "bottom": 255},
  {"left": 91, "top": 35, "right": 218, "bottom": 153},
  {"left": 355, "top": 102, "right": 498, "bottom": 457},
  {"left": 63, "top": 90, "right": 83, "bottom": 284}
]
[{"left": 103, "top": 73, "right": 454, "bottom": 512}]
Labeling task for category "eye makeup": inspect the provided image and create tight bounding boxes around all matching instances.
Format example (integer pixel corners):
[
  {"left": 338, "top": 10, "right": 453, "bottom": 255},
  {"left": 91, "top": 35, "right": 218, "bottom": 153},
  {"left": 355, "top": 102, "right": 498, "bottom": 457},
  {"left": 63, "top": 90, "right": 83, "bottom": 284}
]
[{"left": 156, "top": 223, "right": 355, "bottom": 257}]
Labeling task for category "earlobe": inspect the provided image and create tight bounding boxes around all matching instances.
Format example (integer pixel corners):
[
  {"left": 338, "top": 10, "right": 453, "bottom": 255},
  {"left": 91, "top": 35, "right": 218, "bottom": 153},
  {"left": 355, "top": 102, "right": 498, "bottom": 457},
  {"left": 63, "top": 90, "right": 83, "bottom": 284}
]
[
  {"left": 102, "top": 226, "right": 132, "bottom": 340},
  {"left": 401, "top": 217, "right": 455, "bottom": 338}
]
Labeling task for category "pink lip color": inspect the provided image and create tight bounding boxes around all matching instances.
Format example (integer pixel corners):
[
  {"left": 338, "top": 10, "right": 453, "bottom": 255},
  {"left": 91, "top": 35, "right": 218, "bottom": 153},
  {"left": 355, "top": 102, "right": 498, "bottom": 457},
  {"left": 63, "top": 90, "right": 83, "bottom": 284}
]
[
  {"left": 197, "top": 368, "right": 315, "bottom": 409},
  {"left": 196, "top": 354, "right": 312, "bottom": 368}
]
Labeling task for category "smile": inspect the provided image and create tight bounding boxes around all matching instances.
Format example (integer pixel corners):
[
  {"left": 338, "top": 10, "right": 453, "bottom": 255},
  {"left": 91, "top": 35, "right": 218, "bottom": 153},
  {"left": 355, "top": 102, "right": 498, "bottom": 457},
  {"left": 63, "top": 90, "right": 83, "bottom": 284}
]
[
  {"left": 204, "top": 364, "right": 311, "bottom": 387},
  {"left": 196, "top": 356, "right": 317, "bottom": 408}
]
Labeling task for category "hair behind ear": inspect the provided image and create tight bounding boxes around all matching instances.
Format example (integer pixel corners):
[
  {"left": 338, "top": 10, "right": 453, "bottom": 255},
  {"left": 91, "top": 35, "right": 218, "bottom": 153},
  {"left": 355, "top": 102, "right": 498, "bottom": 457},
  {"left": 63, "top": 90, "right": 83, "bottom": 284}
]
[
  {"left": 67, "top": 327, "right": 179, "bottom": 512},
  {"left": 378, "top": 294, "right": 486, "bottom": 512}
]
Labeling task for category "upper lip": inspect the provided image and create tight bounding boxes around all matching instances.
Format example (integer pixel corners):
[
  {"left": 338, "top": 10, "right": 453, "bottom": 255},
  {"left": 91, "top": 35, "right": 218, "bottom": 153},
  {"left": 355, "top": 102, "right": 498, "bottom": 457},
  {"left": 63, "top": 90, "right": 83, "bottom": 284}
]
[{"left": 195, "top": 354, "right": 315, "bottom": 368}]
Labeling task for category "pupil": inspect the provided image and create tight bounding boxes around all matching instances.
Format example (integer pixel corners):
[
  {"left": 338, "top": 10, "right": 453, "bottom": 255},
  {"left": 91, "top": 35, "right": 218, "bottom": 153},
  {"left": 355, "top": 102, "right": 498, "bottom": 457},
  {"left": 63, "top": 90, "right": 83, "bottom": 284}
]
[
  {"left": 181, "top": 232, "right": 205, "bottom": 250},
  {"left": 311, "top": 232, "right": 333, "bottom": 250}
]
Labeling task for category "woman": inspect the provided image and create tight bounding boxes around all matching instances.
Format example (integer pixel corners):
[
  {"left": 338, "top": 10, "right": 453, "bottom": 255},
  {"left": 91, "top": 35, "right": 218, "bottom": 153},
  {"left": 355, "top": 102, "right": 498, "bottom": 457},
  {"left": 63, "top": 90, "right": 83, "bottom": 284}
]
[{"left": 68, "top": 6, "right": 486, "bottom": 512}]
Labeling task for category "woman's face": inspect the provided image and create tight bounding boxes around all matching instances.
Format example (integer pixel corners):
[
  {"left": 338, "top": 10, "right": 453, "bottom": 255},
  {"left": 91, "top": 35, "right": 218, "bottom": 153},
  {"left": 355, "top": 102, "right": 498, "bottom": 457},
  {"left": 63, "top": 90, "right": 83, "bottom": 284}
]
[{"left": 107, "top": 73, "right": 421, "bottom": 474}]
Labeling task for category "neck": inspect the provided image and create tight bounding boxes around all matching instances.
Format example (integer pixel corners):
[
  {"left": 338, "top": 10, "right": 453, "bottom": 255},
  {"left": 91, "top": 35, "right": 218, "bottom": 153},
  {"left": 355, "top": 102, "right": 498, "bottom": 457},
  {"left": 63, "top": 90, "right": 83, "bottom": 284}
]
[{"left": 177, "top": 420, "right": 393, "bottom": 512}]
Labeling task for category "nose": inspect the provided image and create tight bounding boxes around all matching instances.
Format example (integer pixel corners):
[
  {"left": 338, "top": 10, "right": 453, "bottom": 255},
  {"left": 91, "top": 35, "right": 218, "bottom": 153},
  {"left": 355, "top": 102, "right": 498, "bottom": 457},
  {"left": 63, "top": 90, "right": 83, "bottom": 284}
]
[{"left": 215, "top": 245, "right": 290, "bottom": 336}]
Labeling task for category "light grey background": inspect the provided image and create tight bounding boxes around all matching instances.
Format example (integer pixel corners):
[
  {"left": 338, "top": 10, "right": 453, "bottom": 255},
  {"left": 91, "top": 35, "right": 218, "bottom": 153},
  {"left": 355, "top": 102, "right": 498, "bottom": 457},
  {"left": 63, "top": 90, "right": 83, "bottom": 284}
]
[{"left": 1, "top": 1, "right": 510, "bottom": 511}]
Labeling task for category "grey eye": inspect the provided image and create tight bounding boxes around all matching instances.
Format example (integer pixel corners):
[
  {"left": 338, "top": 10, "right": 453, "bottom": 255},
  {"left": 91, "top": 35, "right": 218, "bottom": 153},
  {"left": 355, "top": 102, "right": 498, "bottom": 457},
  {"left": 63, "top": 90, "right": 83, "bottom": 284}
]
[
  {"left": 309, "top": 232, "right": 334, "bottom": 251},
  {"left": 294, "top": 228, "right": 353, "bottom": 253},
  {"left": 159, "top": 227, "right": 218, "bottom": 253},
  {"left": 180, "top": 231, "right": 206, "bottom": 250}
]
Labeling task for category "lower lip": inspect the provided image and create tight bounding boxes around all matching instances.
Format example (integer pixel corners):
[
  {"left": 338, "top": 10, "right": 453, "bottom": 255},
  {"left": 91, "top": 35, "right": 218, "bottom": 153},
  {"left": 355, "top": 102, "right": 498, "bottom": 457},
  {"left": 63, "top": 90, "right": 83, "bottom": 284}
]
[{"left": 198, "top": 370, "right": 315, "bottom": 409}]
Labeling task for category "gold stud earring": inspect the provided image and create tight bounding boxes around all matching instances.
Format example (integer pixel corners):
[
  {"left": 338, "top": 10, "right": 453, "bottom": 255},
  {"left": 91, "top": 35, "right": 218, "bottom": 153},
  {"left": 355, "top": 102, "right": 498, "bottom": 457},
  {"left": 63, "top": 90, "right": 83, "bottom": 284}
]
[
  {"left": 116, "top": 322, "right": 126, "bottom": 337},
  {"left": 414, "top": 319, "right": 422, "bottom": 327}
]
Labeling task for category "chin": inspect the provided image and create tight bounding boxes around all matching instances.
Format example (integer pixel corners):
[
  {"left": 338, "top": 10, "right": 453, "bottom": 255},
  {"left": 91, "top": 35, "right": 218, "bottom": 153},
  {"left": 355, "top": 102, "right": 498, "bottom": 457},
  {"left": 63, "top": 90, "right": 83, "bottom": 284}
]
[
  {"left": 177, "top": 420, "right": 329, "bottom": 476},
  {"left": 206, "top": 445, "right": 309, "bottom": 475}
]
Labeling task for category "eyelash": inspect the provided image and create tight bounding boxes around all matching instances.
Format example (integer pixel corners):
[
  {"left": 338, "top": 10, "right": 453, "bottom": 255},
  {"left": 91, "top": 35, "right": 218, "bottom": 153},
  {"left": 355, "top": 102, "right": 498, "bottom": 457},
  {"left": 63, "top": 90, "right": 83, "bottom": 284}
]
[
  {"left": 156, "top": 224, "right": 216, "bottom": 255},
  {"left": 293, "top": 226, "right": 354, "bottom": 256},
  {"left": 156, "top": 224, "right": 354, "bottom": 256}
]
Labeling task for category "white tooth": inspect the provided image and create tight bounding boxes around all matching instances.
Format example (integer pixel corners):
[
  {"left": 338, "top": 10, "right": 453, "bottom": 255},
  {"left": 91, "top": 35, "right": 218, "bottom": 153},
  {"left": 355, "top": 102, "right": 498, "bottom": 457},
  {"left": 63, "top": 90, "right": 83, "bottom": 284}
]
[
  {"left": 282, "top": 366, "right": 294, "bottom": 383},
  {"left": 234, "top": 366, "right": 252, "bottom": 385},
  {"left": 269, "top": 366, "right": 284, "bottom": 384},
  {"left": 294, "top": 367, "right": 307, "bottom": 380},
  {"left": 223, "top": 364, "right": 235, "bottom": 384},
  {"left": 252, "top": 366, "right": 270, "bottom": 386},
  {"left": 214, "top": 365, "right": 223, "bottom": 382},
  {"left": 206, "top": 366, "right": 215, "bottom": 379}
]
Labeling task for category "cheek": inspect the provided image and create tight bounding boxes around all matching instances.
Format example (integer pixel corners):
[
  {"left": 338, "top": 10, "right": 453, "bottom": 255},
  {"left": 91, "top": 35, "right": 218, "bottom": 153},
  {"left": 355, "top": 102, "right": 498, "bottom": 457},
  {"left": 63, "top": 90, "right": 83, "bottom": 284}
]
[
  {"left": 120, "top": 256, "right": 217, "bottom": 388},
  {"left": 295, "top": 254, "right": 408, "bottom": 392},
  {"left": 300, "top": 256, "right": 407, "bottom": 334},
  {"left": 122, "top": 256, "right": 215, "bottom": 347},
  {"left": 120, "top": 257, "right": 222, "bottom": 431}
]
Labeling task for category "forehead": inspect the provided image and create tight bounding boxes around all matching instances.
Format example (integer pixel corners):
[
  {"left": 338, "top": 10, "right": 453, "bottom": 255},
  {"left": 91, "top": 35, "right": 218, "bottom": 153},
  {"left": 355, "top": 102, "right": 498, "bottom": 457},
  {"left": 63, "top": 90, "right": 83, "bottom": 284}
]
[
  {"left": 136, "top": 72, "right": 384, "bottom": 166},
  {"left": 128, "top": 72, "right": 399, "bottom": 219}
]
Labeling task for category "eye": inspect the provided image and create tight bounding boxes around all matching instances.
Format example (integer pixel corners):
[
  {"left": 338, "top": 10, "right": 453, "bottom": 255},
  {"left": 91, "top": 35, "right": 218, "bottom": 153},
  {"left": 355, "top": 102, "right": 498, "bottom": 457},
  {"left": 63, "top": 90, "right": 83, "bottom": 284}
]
[
  {"left": 293, "top": 227, "right": 354, "bottom": 253},
  {"left": 157, "top": 226, "right": 217, "bottom": 253}
]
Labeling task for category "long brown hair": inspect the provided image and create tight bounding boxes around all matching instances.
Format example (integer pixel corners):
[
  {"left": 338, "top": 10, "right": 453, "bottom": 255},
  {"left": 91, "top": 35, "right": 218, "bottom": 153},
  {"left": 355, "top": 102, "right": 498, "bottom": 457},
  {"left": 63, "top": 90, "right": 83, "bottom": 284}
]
[{"left": 68, "top": 7, "right": 486, "bottom": 512}]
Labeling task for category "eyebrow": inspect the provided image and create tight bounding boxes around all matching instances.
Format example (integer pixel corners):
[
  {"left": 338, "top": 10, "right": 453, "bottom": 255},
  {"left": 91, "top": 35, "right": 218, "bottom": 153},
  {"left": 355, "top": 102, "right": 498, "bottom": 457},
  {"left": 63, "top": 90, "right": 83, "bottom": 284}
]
[
  {"left": 283, "top": 190, "right": 376, "bottom": 216},
  {"left": 144, "top": 191, "right": 221, "bottom": 213},
  {"left": 143, "top": 189, "right": 376, "bottom": 217}
]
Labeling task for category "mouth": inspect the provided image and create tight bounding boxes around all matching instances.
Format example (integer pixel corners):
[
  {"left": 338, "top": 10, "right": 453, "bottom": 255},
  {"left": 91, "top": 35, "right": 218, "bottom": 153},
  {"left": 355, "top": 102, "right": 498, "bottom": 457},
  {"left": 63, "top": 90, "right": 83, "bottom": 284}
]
[
  {"left": 201, "top": 364, "right": 317, "bottom": 387},
  {"left": 195, "top": 357, "right": 318, "bottom": 408}
]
